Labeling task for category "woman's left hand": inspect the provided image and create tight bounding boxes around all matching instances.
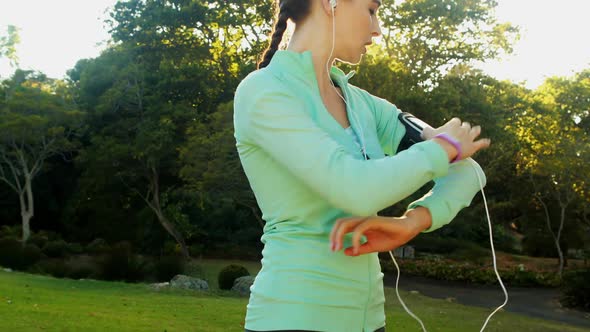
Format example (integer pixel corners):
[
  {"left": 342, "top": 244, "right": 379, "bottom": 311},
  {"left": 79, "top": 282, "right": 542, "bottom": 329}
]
[{"left": 329, "top": 208, "right": 432, "bottom": 256}]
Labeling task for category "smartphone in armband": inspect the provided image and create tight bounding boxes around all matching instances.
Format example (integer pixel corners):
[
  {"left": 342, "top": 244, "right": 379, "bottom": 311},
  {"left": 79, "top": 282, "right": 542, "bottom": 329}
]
[{"left": 396, "top": 112, "right": 433, "bottom": 153}]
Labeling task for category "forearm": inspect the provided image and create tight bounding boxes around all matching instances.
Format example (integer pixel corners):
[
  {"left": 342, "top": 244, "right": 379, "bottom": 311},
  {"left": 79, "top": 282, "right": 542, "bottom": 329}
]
[{"left": 403, "top": 206, "right": 433, "bottom": 234}]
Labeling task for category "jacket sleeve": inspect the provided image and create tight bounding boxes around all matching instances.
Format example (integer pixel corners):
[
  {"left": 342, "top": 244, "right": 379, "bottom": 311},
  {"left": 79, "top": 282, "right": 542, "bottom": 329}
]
[
  {"left": 368, "top": 93, "right": 487, "bottom": 232},
  {"left": 233, "top": 73, "right": 450, "bottom": 217}
]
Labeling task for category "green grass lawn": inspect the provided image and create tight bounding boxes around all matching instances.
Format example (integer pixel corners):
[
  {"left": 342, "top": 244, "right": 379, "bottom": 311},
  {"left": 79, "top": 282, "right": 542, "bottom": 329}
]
[{"left": 0, "top": 260, "right": 588, "bottom": 332}]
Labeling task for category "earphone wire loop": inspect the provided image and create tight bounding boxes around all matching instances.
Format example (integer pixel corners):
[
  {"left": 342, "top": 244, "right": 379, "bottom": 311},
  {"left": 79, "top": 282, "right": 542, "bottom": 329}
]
[{"left": 327, "top": 1, "right": 368, "bottom": 161}]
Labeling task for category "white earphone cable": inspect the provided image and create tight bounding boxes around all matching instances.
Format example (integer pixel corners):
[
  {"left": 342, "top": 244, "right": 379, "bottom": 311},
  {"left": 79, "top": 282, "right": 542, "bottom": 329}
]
[
  {"left": 327, "top": 2, "right": 508, "bottom": 330},
  {"left": 327, "top": 3, "right": 368, "bottom": 160},
  {"left": 388, "top": 158, "right": 509, "bottom": 332}
]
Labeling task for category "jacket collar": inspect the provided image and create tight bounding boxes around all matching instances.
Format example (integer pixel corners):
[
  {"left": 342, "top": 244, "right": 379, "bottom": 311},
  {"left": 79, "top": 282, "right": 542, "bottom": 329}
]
[
  {"left": 265, "top": 50, "right": 368, "bottom": 159},
  {"left": 267, "top": 50, "right": 356, "bottom": 88}
]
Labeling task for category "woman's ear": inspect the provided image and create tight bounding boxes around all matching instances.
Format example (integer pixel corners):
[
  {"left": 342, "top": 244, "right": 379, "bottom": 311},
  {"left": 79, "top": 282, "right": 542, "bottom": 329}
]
[{"left": 321, "top": 0, "right": 337, "bottom": 16}]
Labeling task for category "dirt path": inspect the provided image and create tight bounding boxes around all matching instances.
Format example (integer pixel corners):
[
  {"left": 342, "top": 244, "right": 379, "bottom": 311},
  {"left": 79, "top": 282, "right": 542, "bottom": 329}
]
[{"left": 383, "top": 274, "right": 590, "bottom": 329}]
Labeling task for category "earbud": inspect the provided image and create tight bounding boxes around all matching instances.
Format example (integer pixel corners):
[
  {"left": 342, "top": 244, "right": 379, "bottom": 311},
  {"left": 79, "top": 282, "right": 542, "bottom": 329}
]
[{"left": 330, "top": 0, "right": 337, "bottom": 9}]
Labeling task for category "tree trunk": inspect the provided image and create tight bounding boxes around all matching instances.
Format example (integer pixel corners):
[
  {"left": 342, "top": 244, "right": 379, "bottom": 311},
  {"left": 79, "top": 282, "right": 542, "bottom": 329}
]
[
  {"left": 537, "top": 194, "right": 564, "bottom": 277},
  {"left": 236, "top": 199, "right": 264, "bottom": 229},
  {"left": 155, "top": 211, "right": 190, "bottom": 260},
  {"left": 148, "top": 165, "right": 190, "bottom": 260},
  {"left": 19, "top": 175, "right": 34, "bottom": 245}
]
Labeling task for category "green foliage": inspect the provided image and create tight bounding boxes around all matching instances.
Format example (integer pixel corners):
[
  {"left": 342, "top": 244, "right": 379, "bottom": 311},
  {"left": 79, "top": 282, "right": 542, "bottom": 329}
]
[
  {"left": 97, "top": 241, "right": 148, "bottom": 282},
  {"left": 0, "top": 224, "right": 20, "bottom": 238},
  {"left": 67, "top": 265, "right": 96, "bottom": 280},
  {"left": 42, "top": 240, "right": 69, "bottom": 258},
  {"left": 409, "top": 235, "right": 486, "bottom": 255},
  {"left": 376, "top": 0, "right": 519, "bottom": 85},
  {"left": 28, "top": 232, "right": 49, "bottom": 249},
  {"left": 217, "top": 264, "right": 250, "bottom": 290},
  {"left": 0, "top": 237, "right": 41, "bottom": 270},
  {"left": 154, "top": 255, "right": 186, "bottom": 282},
  {"left": 33, "top": 258, "right": 70, "bottom": 278},
  {"left": 0, "top": 25, "right": 20, "bottom": 68},
  {"left": 20, "top": 243, "right": 42, "bottom": 269},
  {"left": 86, "top": 238, "right": 108, "bottom": 255},
  {"left": 381, "top": 258, "right": 560, "bottom": 287},
  {"left": 560, "top": 268, "right": 590, "bottom": 310}
]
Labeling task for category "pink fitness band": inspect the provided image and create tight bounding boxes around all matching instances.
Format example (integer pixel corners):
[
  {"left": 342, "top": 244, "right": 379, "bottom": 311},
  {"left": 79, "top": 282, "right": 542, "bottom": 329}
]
[{"left": 434, "top": 133, "right": 461, "bottom": 163}]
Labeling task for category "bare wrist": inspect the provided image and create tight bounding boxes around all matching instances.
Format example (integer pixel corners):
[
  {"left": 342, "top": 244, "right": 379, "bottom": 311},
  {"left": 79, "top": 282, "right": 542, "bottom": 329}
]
[{"left": 404, "top": 207, "right": 433, "bottom": 233}]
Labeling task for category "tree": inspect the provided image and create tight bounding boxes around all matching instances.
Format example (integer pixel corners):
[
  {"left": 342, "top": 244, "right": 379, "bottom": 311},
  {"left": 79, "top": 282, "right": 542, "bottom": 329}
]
[
  {"left": 513, "top": 73, "right": 590, "bottom": 276},
  {"left": 0, "top": 71, "right": 82, "bottom": 244},
  {"left": 72, "top": 47, "right": 194, "bottom": 258},
  {"left": 370, "top": 0, "right": 519, "bottom": 86},
  {"left": 0, "top": 25, "right": 20, "bottom": 71},
  {"left": 179, "top": 101, "right": 263, "bottom": 228}
]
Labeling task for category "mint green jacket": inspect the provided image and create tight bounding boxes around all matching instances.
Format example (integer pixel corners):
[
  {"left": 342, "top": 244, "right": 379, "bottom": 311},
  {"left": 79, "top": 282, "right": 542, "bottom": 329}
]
[{"left": 233, "top": 50, "right": 486, "bottom": 332}]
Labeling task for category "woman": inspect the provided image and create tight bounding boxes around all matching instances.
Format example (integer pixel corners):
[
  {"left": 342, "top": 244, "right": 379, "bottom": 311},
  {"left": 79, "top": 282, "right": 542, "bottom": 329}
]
[{"left": 233, "top": 0, "right": 490, "bottom": 331}]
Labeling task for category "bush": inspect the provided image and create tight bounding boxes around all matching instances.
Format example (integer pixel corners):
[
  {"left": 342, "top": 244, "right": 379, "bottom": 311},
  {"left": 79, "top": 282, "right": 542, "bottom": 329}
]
[
  {"left": 42, "top": 240, "right": 69, "bottom": 258},
  {"left": 0, "top": 225, "right": 20, "bottom": 238},
  {"left": 0, "top": 237, "right": 22, "bottom": 269},
  {"left": 410, "top": 236, "right": 484, "bottom": 255},
  {"left": 189, "top": 243, "right": 204, "bottom": 257},
  {"left": 35, "top": 259, "right": 70, "bottom": 278},
  {"left": 218, "top": 264, "right": 250, "bottom": 290},
  {"left": 154, "top": 255, "right": 186, "bottom": 282},
  {"left": 560, "top": 268, "right": 590, "bottom": 310},
  {"left": 21, "top": 244, "right": 42, "bottom": 268},
  {"left": 28, "top": 232, "right": 49, "bottom": 249},
  {"left": 67, "top": 265, "right": 97, "bottom": 280},
  {"left": 380, "top": 257, "right": 560, "bottom": 287},
  {"left": 97, "top": 241, "right": 147, "bottom": 282},
  {"left": 0, "top": 238, "right": 41, "bottom": 271},
  {"left": 66, "top": 242, "right": 84, "bottom": 255},
  {"left": 86, "top": 238, "right": 108, "bottom": 255}
]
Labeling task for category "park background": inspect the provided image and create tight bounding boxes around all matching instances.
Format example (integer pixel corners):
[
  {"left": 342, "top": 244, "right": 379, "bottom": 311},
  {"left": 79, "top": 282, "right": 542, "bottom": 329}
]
[{"left": 0, "top": 0, "right": 589, "bottom": 331}]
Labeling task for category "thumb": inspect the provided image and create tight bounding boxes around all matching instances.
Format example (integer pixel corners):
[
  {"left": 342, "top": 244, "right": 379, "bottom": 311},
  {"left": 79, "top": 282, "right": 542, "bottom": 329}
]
[{"left": 421, "top": 126, "right": 434, "bottom": 140}]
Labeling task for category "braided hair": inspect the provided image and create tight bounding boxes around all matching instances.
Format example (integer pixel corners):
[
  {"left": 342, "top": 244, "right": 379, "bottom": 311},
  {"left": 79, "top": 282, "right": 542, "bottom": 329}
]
[{"left": 257, "top": 0, "right": 312, "bottom": 69}]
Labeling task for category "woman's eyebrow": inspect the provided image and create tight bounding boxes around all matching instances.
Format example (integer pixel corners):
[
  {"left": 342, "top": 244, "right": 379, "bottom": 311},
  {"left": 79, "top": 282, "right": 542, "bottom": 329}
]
[{"left": 372, "top": 0, "right": 382, "bottom": 7}]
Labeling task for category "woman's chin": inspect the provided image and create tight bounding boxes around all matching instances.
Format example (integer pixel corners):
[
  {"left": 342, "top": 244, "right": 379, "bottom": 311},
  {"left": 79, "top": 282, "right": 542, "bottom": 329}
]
[{"left": 338, "top": 53, "right": 363, "bottom": 66}]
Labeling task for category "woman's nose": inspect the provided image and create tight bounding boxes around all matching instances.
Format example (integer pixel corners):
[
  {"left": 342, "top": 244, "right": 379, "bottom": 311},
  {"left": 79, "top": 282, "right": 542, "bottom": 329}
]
[{"left": 372, "top": 19, "right": 382, "bottom": 37}]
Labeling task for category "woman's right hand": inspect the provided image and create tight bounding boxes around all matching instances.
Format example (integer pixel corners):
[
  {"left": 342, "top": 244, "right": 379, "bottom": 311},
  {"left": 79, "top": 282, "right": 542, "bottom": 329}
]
[{"left": 421, "top": 117, "right": 491, "bottom": 162}]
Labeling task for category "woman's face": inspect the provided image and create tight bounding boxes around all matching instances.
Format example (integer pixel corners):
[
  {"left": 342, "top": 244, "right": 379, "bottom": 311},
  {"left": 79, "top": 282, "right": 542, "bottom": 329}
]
[{"left": 334, "top": 0, "right": 382, "bottom": 64}]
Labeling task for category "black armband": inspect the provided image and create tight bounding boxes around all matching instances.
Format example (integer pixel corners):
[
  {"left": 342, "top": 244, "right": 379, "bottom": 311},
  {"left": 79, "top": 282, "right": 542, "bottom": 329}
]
[{"left": 396, "top": 112, "right": 433, "bottom": 153}]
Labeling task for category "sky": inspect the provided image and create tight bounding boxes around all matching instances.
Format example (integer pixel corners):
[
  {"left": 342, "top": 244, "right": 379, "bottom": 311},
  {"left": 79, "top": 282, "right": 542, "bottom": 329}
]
[{"left": 1, "top": 0, "right": 589, "bottom": 90}]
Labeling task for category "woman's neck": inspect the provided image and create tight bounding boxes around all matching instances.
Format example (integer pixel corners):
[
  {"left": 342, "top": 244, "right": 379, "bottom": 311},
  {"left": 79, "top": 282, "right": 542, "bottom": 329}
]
[{"left": 287, "top": 26, "right": 337, "bottom": 98}]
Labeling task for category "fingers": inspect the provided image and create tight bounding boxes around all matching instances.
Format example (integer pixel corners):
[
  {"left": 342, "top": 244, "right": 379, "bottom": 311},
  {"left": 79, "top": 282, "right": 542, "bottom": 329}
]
[
  {"left": 350, "top": 220, "right": 377, "bottom": 255},
  {"left": 330, "top": 217, "right": 368, "bottom": 251},
  {"left": 449, "top": 117, "right": 461, "bottom": 126},
  {"left": 473, "top": 138, "right": 491, "bottom": 150},
  {"left": 470, "top": 125, "right": 481, "bottom": 138},
  {"left": 344, "top": 242, "right": 375, "bottom": 256}
]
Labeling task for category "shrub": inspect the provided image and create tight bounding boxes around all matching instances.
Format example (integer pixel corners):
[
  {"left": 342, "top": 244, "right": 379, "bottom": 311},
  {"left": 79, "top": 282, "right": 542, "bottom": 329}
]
[
  {"left": 66, "top": 242, "right": 84, "bottom": 255},
  {"left": 0, "top": 237, "right": 41, "bottom": 271},
  {"left": 0, "top": 237, "right": 22, "bottom": 269},
  {"left": 218, "top": 264, "right": 250, "bottom": 290},
  {"left": 35, "top": 259, "right": 70, "bottom": 278},
  {"left": 189, "top": 243, "right": 204, "bottom": 257},
  {"left": 67, "top": 265, "right": 97, "bottom": 280},
  {"left": 21, "top": 244, "right": 42, "bottom": 269},
  {"left": 42, "top": 240, "right": 69, "bottom": 258},
  {"left": 560, "top": 268, "right": 590, "bottom": 310},
  {"left": 154, "top": 255, "right": 186, "bottom": 282},
  {"left": 28, "top": 232, "right": 49, "bottom": 249},
  {"left": 86, "top": 238, "right": 108, "bottom": 255},
  {"left": 0, "top": 225, "right": 20, "bottom": 238},
  {"left": 380, "top": 257, "right": 560, "bottom": 287},
  {"left": 97, "top": 241, "right": 147, "bottom": 282}
]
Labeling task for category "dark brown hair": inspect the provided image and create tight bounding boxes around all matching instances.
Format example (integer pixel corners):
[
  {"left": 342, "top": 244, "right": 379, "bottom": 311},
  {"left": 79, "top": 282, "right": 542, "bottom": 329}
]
[{"left": 257, "top": 0, "right": 312, "bottom": 69}]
